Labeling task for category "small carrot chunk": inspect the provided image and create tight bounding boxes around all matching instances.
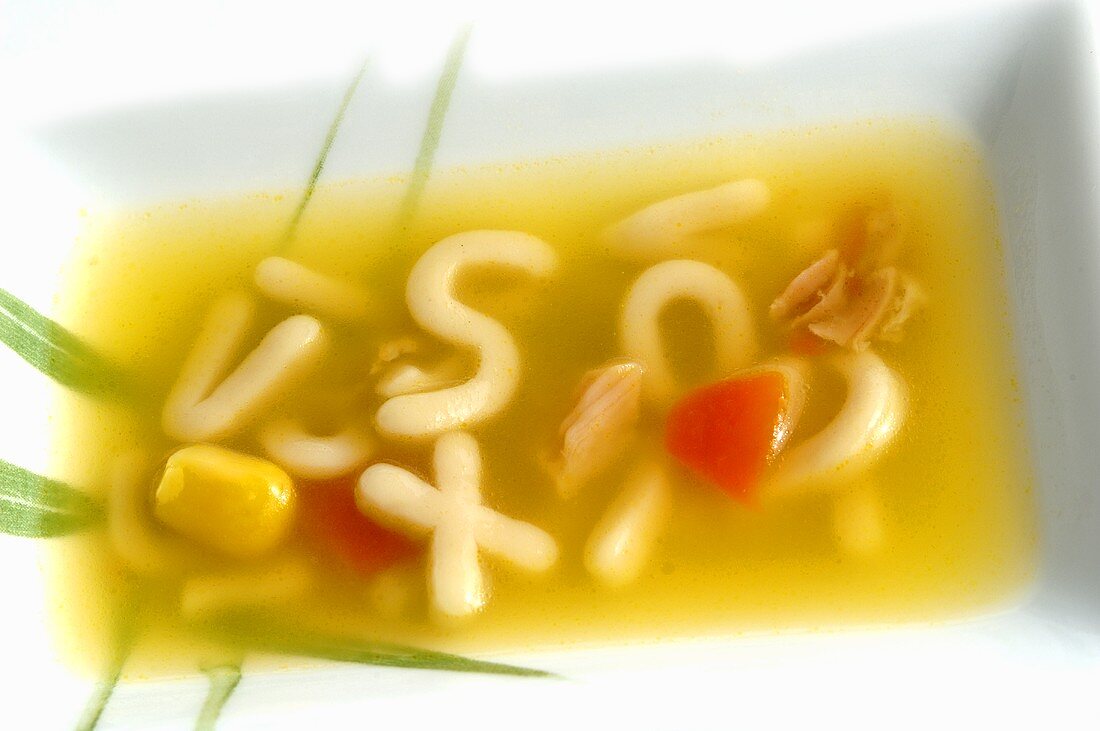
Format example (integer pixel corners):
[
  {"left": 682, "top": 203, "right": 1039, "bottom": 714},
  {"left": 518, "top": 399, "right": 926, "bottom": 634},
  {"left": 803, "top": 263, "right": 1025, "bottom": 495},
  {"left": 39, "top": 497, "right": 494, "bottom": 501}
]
[
  {"left": 301, "top": 478, "right": 419, "bottom": 574},
  {"left": 665, "top": 372, "right": 790, "bottom": 503}
]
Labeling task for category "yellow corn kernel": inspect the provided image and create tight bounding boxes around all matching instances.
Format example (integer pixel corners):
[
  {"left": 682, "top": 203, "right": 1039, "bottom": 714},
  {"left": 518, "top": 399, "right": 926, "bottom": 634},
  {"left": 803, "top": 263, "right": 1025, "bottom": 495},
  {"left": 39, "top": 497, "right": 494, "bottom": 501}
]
[{"left": 154, "top": 444, "right": 296, "bottom": 559}]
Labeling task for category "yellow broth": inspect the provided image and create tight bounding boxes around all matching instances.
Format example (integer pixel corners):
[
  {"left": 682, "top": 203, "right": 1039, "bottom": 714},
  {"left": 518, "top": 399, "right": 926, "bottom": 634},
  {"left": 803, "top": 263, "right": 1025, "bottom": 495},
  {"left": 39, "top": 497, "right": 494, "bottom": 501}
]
[{"left": 48, "top": 118, "right": 1035, "bottom": 677}]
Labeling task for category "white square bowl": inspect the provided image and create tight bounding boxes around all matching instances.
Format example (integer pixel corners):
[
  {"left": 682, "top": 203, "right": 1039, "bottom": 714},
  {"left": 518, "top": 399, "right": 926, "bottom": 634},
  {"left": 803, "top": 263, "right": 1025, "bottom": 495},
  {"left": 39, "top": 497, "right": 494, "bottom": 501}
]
[{"left": 2, "top": 0, "right": 1100, "bottom": 727}]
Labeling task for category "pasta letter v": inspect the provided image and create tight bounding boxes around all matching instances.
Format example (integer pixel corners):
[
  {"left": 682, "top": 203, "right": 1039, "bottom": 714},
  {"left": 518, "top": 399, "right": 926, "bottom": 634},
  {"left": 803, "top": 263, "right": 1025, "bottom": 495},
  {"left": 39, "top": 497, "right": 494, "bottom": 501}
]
[{"left": 162, "top": 292, "right": 328, "bottom": 442}]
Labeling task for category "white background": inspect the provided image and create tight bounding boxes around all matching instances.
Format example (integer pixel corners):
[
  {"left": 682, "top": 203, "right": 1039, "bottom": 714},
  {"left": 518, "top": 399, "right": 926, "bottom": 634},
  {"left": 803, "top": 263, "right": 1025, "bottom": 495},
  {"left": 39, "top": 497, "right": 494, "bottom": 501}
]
[{"left": 3, "top": 1, "right": 1100, "bottom": 728}]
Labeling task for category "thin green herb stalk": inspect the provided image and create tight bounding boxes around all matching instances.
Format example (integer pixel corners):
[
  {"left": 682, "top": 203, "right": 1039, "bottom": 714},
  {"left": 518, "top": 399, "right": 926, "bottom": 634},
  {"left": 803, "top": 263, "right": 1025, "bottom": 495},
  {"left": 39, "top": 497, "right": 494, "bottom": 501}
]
[
  {"left": 195, "top": 663, "right": 243, "bottom": 731},
  {"left": 74, "top": 670, "right": 121, "bottom": 731},
  {"left": 265, "top": 636, "right": 553, "bottom": 677},
  {"left": 277, "top": 59, "right": 370, "bottom": 249},
  {"left": 0, "top": 287, "right": 134, "bottom": 400},
  {"left": 212, "top": 615, "right": 555, "bottom": 678},
  {"left": 260, "top": 637, "right": 554, "bottom": 677},
  {"left": 393, "top": 25, "right": 472, "bottom": 232},
  {"left": 0, "top": 458, "right": 104, "bottom": 537},
  {"left": 74, "top": 593, "right": 142, "bottom": 731}
]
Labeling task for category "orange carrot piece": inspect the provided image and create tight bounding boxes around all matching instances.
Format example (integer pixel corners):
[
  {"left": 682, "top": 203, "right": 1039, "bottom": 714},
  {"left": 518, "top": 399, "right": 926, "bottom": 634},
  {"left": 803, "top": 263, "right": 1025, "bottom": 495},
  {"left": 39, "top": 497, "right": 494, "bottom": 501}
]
[
  {"left": 665, "top": 372, "right": 790, "bottom": 503},
  {"left": 300, "top": 477, "right": 419, "bottom": 574}
]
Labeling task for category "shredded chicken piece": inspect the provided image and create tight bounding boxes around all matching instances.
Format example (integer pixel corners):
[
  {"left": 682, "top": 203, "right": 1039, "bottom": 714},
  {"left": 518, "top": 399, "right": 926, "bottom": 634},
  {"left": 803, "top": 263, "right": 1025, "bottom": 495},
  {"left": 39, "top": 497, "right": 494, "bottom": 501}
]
[
  {"left": 808, "top": 267, "right": 898, "bottom": 350},
  {"left": 771, "top": 203, "right": 924, "bottom": 349},
  {"left": 769, "top": 249, "right": 842, "bottom": 321},
  {"left": 552, "top": 359, "right": 645, "bottom": 498},
  {"left": 767, "top": 247, "right": 854, "bottom": 333},
  {"left": 877, "top": 274, "right": 926, "bottom": 342},
  {"left": 798, "top": 264, "right": 850, "bottom": 328}
]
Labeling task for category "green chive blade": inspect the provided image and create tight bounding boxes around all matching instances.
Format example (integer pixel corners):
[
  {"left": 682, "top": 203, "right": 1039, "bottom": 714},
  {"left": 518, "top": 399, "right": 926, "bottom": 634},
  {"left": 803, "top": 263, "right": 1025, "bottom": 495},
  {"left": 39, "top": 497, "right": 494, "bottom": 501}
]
[
  {"left": 210, "top": 614, "right": 556, "bottom": 679},
  {"left": 0, "top": 287, "right": 135, "bottom": 400},
  {"left": 74, "top": 596, "right": 141, "bottom": 731},
  {"left": 394, "top": 25, "right": 472, "bottom": 232},
  {"left": 274, "top": 638, "right": 555, "bottom": 678},
  {"left": 195, "top": 663, "right": 243, "bottom": 731},
  {"left": 278, "top": 59, "right": 370, "bottom": 249},
  {"left": 0, "top": 459, "right": 104, "bottom": 538},
  {"left": 73, "top": 674, "right": 122, "bottom": 731}
]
